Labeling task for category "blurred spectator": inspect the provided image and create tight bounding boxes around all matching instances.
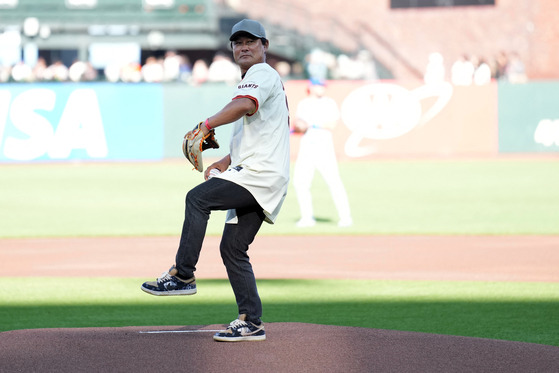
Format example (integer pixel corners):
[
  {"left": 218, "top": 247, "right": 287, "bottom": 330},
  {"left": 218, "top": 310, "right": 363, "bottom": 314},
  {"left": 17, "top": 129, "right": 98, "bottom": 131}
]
[
  {"left": 451, "top": 54, "right": 474, "bottom": 86},
  {"left": 121, "top": 62, "right": 142, "bottom": 83},
  {"left": 306, "top": 48, "right": 329, "bottom": 80},
  {"left": 494, "top": 51, "right": 509, "bottom": 80},
  {"left": 0, "top": 65, "right": 11, "bottom": 82},
  {"left": 506, "top": 52, "right": 527, "bottom": 83},
  {"left": 163, "top": 50, "right": 182, "bottom": 82},
  {"left": 141, "top": 56, "right": 164, "bottom": 83},
  {"left": 473, "top": 56, "right": 492, "bottom": 85},
  {"left": 82, "top": 62, "right": 98, "bottom": 81},
  {"left": 11, "top": 61, "right": 33, "bottom": 82},
  {"left": 32, "top": 57, "right": 47, "bottom": 81},
  {"left": 424, "top": 52, "right": 445, "bottom": 84},
  {"left": 104, "top": 63, "right": 121, "bottom": 83},
  {"left": 190, "top": 59, "right": 209, "bottom": 85},
  {"left": 44, "top": 61, "right": 69, "bottom": 81},
  {"left": 355, "top": 50, "right": 378, "bottom": 81},
  {"left": 335, "top": 52, "right": 376, "bottom": 80},
  {"left": 333, "top": 54, "right": 352, "bottom": 79},
  {"left": 274, "top": 60, "right": 291, "bottom": 79},
  {"left": 207, "top": 51, "right": 240, "bottom": 84},
  {"left": 290, "top": 61, "right": 305, "bottom": 79},
  {"left": 178, "top": 54, "right": 192, "bottom": 83},
  {"left": 68, "top": 60, "right": 87, "bottom": 82}
]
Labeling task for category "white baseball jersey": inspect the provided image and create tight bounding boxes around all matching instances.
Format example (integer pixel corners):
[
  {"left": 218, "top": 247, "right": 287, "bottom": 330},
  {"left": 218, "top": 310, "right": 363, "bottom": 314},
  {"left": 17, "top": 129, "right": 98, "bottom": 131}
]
[
  {"left": 296, "top": 95, "right": 340, "bottom": 129},
  {"left": 216, "top": 63, "right": 290, "bottom": 224}
]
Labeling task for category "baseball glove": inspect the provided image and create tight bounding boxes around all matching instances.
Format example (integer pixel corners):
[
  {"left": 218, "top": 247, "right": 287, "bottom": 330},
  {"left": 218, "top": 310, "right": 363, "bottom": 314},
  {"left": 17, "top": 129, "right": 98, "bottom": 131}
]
[
  {"left": 292, "top": 119, "right": 310, "bottom": 134},
  {"left": 182, "top": 122, "right": 220, "bottom": 172}
]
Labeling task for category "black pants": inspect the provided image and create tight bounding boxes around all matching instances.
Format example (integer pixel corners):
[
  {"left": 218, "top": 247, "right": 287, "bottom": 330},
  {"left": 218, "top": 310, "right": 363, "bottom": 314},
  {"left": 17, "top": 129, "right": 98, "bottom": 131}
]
[{"left": 175, "top": 177, "right": 265, "bottom": 323}]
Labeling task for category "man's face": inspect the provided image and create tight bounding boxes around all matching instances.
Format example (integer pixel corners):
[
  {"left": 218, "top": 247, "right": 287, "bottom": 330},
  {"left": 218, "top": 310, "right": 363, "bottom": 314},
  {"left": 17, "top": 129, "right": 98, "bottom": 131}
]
[{"left": 232, "top": 36, "right": 267, "bottom": 73}]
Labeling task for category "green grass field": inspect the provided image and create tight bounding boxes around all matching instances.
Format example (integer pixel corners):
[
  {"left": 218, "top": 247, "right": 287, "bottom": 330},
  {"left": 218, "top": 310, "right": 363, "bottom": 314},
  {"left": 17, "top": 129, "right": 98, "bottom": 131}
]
[
  {"left": 1, "top": 278, "right": 558, "bottom": 346},
  {"left": 1, "top": 158, "right": 558, "bottom": 346},
  {"left": 1, "top": 158, "right": 559, "bottom": 237}
]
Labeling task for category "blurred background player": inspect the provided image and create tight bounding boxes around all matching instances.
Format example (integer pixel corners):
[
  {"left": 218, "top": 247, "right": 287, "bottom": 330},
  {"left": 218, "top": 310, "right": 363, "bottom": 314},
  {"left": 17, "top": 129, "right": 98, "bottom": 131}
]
[{"left": 292, "top": 79, "right": 352, "bottom": 228}]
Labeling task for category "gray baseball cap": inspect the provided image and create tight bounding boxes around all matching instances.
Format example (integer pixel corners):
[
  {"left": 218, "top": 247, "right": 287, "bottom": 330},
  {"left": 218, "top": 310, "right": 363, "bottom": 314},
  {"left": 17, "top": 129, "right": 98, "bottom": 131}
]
[{"left": 229, "top": 19, "right": 267, "bottom": 41}]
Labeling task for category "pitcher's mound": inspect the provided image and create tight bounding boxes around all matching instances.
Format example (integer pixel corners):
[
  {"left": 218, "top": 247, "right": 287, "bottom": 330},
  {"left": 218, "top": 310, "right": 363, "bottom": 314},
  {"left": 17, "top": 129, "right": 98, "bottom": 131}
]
[{"left": 1, "top": 323, "right": 558, "bottom": 372}]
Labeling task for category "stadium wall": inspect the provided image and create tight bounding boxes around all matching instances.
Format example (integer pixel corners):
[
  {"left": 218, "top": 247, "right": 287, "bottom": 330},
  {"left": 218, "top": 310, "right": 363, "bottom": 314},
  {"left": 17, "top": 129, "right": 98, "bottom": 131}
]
[{"left": 0, "top": 80, "right": 558, "bottom": 163}]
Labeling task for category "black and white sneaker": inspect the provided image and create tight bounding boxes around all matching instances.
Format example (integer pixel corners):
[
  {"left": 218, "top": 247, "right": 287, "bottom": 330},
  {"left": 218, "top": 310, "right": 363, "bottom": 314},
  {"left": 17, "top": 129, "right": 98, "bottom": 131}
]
[
  {"left": 141, "top": 266, "right": 197, "bottom": 296},
  {"left": 213, "top": 314, "right": 266, "bottom": 342}
]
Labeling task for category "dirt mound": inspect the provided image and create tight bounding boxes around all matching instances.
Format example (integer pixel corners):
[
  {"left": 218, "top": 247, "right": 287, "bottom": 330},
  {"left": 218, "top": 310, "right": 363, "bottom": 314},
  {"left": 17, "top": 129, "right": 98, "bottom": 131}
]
[{"left": 1, "top": 323, "right": 558, "bottom": 373}]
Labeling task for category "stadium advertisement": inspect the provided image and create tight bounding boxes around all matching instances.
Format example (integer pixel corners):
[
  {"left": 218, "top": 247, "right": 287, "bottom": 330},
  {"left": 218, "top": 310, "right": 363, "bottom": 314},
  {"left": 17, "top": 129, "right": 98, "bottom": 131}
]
[
  {"left": 285, "top": 80, "right": 499, "bottom": 160},
  {"left": 0, "top": 80, "right": 556, "bottom": 163},
  {"left": 0, "top": 83, "right": 164, "bottom": 162}
]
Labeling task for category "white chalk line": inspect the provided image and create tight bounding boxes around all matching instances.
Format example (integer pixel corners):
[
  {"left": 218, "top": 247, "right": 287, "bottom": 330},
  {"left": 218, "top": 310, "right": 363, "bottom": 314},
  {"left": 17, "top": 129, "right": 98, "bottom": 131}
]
[{"left": 139, "top": 329, "right": 222, "bottom": 334}]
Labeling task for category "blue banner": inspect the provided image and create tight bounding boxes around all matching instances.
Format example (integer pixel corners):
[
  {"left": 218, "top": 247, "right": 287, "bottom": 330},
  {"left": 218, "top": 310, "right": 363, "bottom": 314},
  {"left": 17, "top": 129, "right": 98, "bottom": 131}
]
[{"left": 0, "top": 83, "right": 164, "bottom": 162}]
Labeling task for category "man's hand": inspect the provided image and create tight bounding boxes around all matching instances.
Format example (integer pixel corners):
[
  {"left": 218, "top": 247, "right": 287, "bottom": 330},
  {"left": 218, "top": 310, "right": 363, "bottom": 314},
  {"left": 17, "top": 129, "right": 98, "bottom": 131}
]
[
  {"left": 182, "top": 122, "right": 220, "bottom": 172},
  {"left": 204, "top": 155, "right": 231, "bottom": 180}
]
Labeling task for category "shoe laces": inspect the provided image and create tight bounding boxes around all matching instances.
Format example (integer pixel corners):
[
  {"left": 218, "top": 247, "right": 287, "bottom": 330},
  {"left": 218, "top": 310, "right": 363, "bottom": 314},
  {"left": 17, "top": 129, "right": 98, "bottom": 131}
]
[
  {"left": 157, "top": 271, "right": 173, "bottom": 284},
  {"left": 229, "top": 318, "right": 249, "bottom": 329}
]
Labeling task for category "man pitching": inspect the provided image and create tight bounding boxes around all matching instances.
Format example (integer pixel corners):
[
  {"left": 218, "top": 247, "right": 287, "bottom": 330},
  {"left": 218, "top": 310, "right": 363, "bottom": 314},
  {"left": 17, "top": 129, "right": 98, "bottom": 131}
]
[{"left": 140, "top": 19, "right": 290, "bottom": 342}]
